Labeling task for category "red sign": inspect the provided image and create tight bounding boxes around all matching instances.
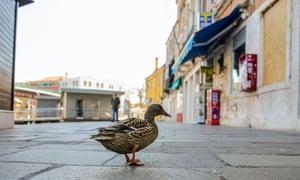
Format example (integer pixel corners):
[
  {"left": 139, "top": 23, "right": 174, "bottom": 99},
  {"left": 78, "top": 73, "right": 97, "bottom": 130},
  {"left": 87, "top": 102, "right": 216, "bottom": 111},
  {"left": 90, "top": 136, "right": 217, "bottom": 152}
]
[{"left": 239, "top": 54, "right": 257, "bottom": 91}]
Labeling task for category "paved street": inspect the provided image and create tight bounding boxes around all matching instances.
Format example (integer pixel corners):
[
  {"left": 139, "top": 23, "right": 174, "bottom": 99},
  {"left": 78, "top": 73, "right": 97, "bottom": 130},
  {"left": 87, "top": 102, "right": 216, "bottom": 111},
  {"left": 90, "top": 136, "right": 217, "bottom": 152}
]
[{"left": 1, "top": 121, "right": 300, "bottom": 180}]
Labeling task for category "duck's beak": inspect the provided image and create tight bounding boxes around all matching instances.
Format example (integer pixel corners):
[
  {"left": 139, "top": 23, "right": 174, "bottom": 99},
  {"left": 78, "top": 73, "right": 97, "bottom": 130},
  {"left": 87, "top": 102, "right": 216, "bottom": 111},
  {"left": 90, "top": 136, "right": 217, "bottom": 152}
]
[{"left": 162, "top": 111, "right": 171, "bottom": 117}]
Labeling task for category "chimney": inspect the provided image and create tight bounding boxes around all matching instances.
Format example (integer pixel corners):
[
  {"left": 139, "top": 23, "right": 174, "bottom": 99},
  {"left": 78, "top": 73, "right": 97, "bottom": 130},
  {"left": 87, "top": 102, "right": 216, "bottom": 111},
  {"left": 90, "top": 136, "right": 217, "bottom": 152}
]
[{"left": 155, "top": 57, "right": 158, "bottom": 70}]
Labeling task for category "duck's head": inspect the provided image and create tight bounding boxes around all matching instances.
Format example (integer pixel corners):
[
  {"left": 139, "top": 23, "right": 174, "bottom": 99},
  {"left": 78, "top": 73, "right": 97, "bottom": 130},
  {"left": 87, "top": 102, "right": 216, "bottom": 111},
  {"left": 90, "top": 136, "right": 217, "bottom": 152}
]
[{"left": 144, "top": 104, "right": 171, "bottom": 121}]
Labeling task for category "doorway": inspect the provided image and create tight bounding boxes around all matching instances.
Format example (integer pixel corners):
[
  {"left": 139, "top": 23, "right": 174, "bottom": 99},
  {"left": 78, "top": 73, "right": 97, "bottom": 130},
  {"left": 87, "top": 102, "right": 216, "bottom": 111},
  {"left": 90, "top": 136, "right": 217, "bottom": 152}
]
[{"left": 76, "top": 99, "right": 83, "bottom": 117}]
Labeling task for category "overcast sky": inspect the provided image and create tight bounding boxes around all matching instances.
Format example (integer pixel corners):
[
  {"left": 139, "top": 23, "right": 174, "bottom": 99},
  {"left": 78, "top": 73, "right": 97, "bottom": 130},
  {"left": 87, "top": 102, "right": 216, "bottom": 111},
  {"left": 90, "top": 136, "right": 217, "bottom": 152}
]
[{"left": 15, "top": 0, "right": 177, "bottom": 88}]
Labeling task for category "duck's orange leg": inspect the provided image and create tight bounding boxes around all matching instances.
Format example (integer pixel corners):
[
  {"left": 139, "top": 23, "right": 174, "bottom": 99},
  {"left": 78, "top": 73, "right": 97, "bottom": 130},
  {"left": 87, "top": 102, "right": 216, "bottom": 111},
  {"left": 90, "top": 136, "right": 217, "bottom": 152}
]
[
  {"left": 128, "top": 146, "right": 144, "bottom": 166},
  {"left": 125, "top": 154, "right": 130, "bottom": 162}
]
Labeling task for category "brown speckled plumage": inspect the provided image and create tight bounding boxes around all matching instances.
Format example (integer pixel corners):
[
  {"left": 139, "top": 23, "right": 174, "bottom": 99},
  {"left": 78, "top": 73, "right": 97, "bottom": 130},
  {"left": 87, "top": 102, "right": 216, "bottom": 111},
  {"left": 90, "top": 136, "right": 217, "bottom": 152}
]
[{"left": 91, "top": 104, "right": 171, "bottom": 165}]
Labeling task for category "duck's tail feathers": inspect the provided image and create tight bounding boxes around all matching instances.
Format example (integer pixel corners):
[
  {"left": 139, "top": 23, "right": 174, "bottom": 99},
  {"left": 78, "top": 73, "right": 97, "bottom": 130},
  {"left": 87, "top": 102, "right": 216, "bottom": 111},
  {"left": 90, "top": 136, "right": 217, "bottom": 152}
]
[{"left": 91, "top": 135, "right": 113, "bottom": 141}]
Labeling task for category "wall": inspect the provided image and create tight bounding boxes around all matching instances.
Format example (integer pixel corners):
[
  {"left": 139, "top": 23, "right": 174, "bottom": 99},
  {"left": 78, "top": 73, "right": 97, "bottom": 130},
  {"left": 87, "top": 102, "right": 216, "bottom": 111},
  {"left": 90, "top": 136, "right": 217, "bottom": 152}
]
[
  {"left": 292, "top": 0, "right": 300, "bottom": 130},
  {"left": 0, "top": 0, "right": 16, "bottom": 129},
  {"left": 0, "top": 112, "right": 14, "bottom": 130},
  {"left": 145, "top": 66, "right": 165, "bottom": 104},
  {"left": 64, "top": 93, "right": 112, "bottom": 120}
]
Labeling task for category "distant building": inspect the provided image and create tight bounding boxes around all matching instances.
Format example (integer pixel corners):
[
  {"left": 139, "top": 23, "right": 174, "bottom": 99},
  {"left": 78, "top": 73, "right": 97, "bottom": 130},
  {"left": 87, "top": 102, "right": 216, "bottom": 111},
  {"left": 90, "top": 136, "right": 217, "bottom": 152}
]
[
  {"left": 16, "top": 76, "right": 63, "bottom": 93},
  {"left": 145, "top": 58, "right": 165, "bottom": 104},
  {"left": 60, "top": 76, "right": 125, "bottom": 120},
  {"left": 0, "top": 0, "right": 34, "bottom": 129},
  {"left": 14, "top": 86, "right": 61, "bottom": 123}
]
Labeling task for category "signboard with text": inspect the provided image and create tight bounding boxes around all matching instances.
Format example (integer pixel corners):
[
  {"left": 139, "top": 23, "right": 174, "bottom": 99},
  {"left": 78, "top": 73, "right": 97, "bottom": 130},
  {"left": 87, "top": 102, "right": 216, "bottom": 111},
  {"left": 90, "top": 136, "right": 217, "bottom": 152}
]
[{"left": 200, "top": 13, "right": 212, "bottom": 28}]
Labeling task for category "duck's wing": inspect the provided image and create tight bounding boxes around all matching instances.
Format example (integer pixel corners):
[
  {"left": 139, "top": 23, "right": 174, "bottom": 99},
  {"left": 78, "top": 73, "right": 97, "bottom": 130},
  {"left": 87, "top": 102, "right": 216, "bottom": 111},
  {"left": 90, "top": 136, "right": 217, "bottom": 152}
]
[
  {"left": 91, "top": 118, "right": 149, "bottom": 141},
  {"left": 120, "top": 118, "right": 151, "bottom": 129},
  {"left": 123, "top": 119, "right": 155, "bottom": 145}
]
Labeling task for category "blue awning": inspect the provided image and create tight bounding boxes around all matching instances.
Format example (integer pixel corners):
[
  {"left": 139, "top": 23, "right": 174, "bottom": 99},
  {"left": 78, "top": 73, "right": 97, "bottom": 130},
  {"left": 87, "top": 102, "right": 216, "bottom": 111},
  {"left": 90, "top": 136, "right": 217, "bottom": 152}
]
[
  {"left": 181, "top": 7, "right": 242, "bottom": 64},
  {"left": 171, "top": 77, "right": 182, "bottom": 90}
]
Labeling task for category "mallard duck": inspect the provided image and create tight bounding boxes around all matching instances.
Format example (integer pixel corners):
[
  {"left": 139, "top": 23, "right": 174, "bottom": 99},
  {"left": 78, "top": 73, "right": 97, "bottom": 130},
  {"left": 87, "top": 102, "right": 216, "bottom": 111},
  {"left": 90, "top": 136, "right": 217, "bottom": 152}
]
[{"left": 91, "top": 104, "right": 171, "bottom": 166}]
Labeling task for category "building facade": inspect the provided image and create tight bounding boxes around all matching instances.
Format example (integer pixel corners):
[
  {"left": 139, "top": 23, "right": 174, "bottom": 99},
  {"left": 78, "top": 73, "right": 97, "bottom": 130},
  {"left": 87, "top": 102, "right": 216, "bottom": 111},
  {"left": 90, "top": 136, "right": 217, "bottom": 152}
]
[
  {"left": 16, "top": 76, "right": 63, "bottom": 93},
  {"left": 145, "top": 58, "right": 165, "bottom": 104},
  {"left": 14, "top": 86, "right": 61, "bottom": 123},
  {"left": 60, "top": 76, "right": 125, "bottom": 120},
  {"left": 165, "top": 0, "right": 300, "bottom": 130},
  {"left": 0, "top": 0, "right": 33, "bottom": 129}
]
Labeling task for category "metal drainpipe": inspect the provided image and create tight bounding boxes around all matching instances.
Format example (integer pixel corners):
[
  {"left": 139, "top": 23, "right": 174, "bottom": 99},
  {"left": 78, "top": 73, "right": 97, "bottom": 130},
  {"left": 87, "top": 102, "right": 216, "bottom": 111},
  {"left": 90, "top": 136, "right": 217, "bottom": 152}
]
[{"left": 11, "top": 0, "right": 19, "bottom": 111}]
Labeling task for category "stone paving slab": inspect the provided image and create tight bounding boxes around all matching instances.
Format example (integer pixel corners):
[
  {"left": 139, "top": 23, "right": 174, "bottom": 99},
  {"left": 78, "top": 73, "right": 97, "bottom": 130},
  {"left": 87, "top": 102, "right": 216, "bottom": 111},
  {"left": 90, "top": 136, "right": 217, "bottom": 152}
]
[
  {"left": 30, "top": 166, "right": 219, "bottom": 180},
  {"left": 0, "top": 162, "right": 52, "bottom": 180},
  {"left": 24, "top": 140, "right": 105, "bottom": 151},
  {"left": 0, "top": 149, "right": 116, "bottom": 166},
  {"left": 105, "top": 152, "right": 224, "bottom": 168},
  {"left": 220, "top": 167, "right": 300, "bottom": 180},
  {"left": 219, "top": 154, "right": 300, "bottom": 167}
]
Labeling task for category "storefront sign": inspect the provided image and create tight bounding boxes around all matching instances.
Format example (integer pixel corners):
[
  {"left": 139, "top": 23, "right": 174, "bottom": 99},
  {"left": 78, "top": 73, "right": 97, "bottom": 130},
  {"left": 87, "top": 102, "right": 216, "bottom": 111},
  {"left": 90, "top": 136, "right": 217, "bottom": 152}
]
[{"left": 200, "top": 13, "right": 212, "bottom": 28}]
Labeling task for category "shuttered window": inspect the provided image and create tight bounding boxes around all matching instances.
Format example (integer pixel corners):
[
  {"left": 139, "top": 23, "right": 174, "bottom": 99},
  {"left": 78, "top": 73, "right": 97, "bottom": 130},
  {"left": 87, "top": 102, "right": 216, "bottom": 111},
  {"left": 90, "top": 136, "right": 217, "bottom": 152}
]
[{"left": 263, "top": 0, "right": 287, "bottom": 86}]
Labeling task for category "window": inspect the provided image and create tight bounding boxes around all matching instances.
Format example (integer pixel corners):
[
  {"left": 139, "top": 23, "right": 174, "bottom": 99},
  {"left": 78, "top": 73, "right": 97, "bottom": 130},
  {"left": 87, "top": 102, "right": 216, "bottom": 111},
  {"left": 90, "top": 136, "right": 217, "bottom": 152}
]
[
  {"left": 206, "top": 58, "right": 214, "bottom": 85},
  {"left": 217, "top": 54, "right": 224, "bottom": 74},
  {"left": 232, "top": 29, "right": 246, "bottom": 92}
]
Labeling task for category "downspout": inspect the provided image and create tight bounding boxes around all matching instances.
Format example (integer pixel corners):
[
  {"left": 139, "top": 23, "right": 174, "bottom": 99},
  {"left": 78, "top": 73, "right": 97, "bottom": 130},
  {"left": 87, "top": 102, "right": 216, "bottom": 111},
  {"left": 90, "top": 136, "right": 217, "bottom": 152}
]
[{"left": 11, "top": 0, "right": 19, "bottom": 111}]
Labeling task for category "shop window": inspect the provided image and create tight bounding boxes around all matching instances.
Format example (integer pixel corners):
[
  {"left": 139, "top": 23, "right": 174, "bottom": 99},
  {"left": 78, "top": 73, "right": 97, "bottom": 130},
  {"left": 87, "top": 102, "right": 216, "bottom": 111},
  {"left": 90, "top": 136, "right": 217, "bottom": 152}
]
[
  {"left": 232, "top": 29, "right": 246, "bottom": 92},
  {"left": 206, "top": 58, "right": 214, "bottom": 85},
  {"left": 232, "top": 45, "right": 245, "bottom": 91}
]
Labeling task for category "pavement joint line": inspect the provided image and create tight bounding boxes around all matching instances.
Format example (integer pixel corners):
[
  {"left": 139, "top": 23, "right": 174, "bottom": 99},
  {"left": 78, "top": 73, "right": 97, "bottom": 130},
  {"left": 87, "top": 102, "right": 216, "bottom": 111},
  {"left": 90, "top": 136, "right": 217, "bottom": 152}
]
[
  {"left": 214, "top": 168, "right": 227, "bottom": 180},
  {"left": 0, "top": 160, "right": 62, "bottom": 166},
  {"left": 0, "top": 150, "right": 26, "bottom": 157},
  {"left": 230, "top": 165, "right": 300, "bottom": 168},
  {"left": 215, "top": 154, "right": 231, "bottom": 167},
  {"left": 19, "top": 164, "right": 63, "bottom": 180},
  {"left": 102, "top": 154, "right": 120, "bottom": 165},
  {"left": 276, "top": 153, "right": 300, "bottom": 156}
]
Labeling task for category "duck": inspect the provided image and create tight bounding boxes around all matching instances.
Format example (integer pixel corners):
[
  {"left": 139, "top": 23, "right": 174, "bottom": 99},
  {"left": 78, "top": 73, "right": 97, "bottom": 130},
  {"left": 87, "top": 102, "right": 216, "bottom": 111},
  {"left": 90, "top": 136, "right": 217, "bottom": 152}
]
[{"left": 91, "top": 104, "right": 171, "bottom": 166}]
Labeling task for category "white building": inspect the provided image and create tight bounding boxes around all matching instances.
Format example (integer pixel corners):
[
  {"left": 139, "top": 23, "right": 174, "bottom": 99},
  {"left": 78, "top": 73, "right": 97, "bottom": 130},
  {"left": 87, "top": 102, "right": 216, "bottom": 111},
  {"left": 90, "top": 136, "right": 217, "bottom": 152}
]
[{"left": 60, "top": 76, "right": 125, "bottom": 120}]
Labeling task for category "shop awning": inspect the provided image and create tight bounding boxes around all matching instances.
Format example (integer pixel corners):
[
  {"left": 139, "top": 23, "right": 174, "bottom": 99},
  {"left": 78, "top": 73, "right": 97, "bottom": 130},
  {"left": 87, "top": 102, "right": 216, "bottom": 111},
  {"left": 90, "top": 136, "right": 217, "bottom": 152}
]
[
  {"left": 18, "top": 0, "right": 34, "bottom": 7},
  {"left": 171, "top": 77, "right": 182, "bottom": 90},
  {"left": 181, "top": 7, "right": 242, "bottom": 64}
]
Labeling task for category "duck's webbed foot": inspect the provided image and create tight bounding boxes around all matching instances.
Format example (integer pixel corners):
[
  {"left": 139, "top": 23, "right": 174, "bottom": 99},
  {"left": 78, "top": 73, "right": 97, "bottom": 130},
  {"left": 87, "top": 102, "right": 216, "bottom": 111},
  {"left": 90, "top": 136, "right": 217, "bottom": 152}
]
[
  {"left": 127, "top": 146, "right": 144, "bottom": 166},
  {"left": 128, "top": 159, "right": 144, "bottom": 166}
]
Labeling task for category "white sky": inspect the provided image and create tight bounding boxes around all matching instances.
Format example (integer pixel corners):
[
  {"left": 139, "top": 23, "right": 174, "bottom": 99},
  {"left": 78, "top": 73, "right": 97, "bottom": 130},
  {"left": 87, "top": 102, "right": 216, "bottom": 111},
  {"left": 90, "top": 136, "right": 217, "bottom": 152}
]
[{"left": 15, "top": 0, "right": 177, "bottom": 89}]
